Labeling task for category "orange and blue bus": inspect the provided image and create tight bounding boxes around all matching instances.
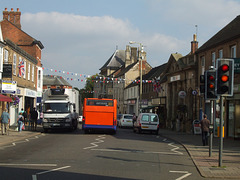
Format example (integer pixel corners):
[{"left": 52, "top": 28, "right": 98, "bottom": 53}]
[{"left": 82, "top": 98, "right": 117, "bottom": 134}]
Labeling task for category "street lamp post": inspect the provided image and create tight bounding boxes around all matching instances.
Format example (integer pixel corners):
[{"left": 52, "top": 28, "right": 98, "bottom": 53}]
[{"left": 129, "top": 41, "right": 144, "bottom": 114}]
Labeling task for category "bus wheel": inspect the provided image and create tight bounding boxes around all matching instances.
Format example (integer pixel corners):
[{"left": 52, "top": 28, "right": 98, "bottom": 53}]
[
  {"left": 43, "top": 128, "right": 48, "bottom": 133},
  {"left": 84, "top": 129, "right": 89, "bottom": 134}
]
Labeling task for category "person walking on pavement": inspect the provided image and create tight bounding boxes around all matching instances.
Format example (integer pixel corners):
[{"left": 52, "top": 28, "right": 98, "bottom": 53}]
[
  {"left": 1, "top": 108, "right": 10, "bottom": 135},
  {"left": 18, "top": 112, "right": 24, "bottom": 132},
  {"left": 71, "top": 109, "right": 78, "bottom": 130},
  {"left": 30, "top": 107, "right": 38, "bottom": 131},
  {"left": 200, "top": 114, "right": 210, "bottom": 146}
]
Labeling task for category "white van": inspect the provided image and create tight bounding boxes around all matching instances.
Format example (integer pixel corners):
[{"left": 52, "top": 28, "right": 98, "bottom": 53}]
[{"left": 133, "top": 113, "right": 159, "bottom": 134}]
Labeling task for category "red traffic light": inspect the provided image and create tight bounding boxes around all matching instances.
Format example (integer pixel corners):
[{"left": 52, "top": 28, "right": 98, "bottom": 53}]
[
  {"left": 209, "top": 83, "right": 215, "bottom": 89},
  {"left": 209, "top": 75, "right": 215, "bottom": 81},
  {"left": 221, "top": 75, "right": 229, "bottom": 82},
  {"left": 221, "top": 64, "right": 229, "bottom": 72}
]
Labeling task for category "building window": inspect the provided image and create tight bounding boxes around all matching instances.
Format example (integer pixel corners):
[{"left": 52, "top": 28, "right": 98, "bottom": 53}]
[
  {"left": 200, "top": 56, "right": 205, "bottom": 75},
  {"left": 219, "top": 49, "right": 223, "bottom": 58},
  {"left": 211, "top": 52, "right": 216, "bottom": 66},
  {"left": 0, "top": 47, "right": 2, "bottom": 72},
  {"left": 4, "top": 49, "right": 8, "bottom": 63},
  {"left": 38, "top": 70, "right": 41, "bottom": 88},
  {"left": 23, "top": 60, "right": 26, "bottom": 79},
  {"left": 32, "top": 65, "right": 34, "bottom": 82},
  {"left": 28, "top": 63, "right": 31, "bottom": 80},
  {"left": 13, "top": 53, "right": 17, "bottom": 75},
  {"left": 231, "top": 45, "right": 236, "bottom": 58}
]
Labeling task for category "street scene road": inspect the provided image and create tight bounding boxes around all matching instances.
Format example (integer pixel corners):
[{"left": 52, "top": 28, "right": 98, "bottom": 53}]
[{"left": 0, "top": 126, "right": 222, "bottom": 180}]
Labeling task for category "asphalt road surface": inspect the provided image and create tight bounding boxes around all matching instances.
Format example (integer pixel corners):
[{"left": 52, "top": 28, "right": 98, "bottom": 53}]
[{"left": 0, "top": 126, "right": 217, "bottom": 180}]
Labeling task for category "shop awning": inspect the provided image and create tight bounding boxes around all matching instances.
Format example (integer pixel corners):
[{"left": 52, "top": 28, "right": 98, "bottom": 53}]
[{"left": 0, "top": 94, "right": 12, "bottom": 102}]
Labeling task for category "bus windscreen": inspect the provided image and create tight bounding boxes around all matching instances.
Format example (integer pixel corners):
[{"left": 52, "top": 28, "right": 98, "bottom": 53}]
[{"left": 86, "top": 100, "right": 113, "bottom": 106}]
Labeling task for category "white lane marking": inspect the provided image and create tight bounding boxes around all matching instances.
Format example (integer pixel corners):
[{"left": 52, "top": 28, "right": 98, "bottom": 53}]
[
  {"left": 32, "top": 166, "right": 71, "bottom": 180},
  {"left": 0, "top": 163, "right": 57, "bottom": 167},
  {"left": 83, "top": 135, "right": 106, "bottom": 149},
  {"left": 168, "top": 142, "right": 183, "bottom": 155},
  {"left": 91, "top": 148, "right": 182, "bottom": 155},
  {"left": 37, "top": 166, "right": 71, "bottom": 175},
  {"left": 163, "top": 138, "right": 183, "bottom": 155},
  {"left": 0, "top": 134, "right": 45, "bottom": 150},
  {"left": 169, "top": 171, "right": 192, "bottom": 180}
]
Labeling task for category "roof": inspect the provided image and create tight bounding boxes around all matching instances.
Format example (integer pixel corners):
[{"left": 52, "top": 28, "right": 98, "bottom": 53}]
[
  {"left": 100, "top": 50, "right": 125, "bottom": 71},
  {"left": 0, "top": 18, "right": 44, "bottom": 49},
  {"left": 197, "top": 15, "right": 240, "bottom": 53},
  {"left": 43, "top": 75, "right": 72, "bottom": 87},
  {"left": 147, "top": 63, "right": 168, "bottom": 80},
  {"left": 115, "top": 61, "right": 138, "bottom": 78}
]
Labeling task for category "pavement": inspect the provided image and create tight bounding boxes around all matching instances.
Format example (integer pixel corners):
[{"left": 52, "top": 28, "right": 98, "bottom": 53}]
[
  {"left": 159, "top": 129, "right": 240, "bottom": 179},
  {"left": 0, "top": 126, "right": 239, "bottom": 179},
  {"left": 0, "top": 125, "right": 42, "bottom": 147}
]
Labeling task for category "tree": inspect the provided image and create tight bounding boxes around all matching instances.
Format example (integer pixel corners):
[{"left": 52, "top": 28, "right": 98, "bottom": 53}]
[{"left": 79, "top": 74, "right": 98, "bottom": 103}]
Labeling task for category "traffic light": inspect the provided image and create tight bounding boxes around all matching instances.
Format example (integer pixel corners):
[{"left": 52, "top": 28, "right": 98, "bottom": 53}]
[
  {"left": 200, "top": 75, "right": 205, "bottom": 93},
  {"left": 205, "top": 70, "right": 218, "bottom": 100},
  {"left": 216, "top": 59, "right": 234, "bottom": 96}
]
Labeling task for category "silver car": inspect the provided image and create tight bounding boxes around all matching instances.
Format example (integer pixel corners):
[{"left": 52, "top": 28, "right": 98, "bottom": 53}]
[{"left": 133, "top": 113, "right": 159, "bottom": 134}]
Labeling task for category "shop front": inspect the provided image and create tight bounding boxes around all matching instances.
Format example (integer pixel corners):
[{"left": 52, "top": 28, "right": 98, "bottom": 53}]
[{"left": 228, "top": 99, "right": 240, "bottom": 139}]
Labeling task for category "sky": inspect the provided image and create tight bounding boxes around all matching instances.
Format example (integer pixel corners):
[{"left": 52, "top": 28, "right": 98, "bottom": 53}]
[{"left": 1, "top": 0, "right": 240, "bottom": 89}]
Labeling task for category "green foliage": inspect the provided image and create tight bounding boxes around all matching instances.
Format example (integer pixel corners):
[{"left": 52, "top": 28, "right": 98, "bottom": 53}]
[{"left": 79, "top": 74, "right": 99, "bottom": 103}]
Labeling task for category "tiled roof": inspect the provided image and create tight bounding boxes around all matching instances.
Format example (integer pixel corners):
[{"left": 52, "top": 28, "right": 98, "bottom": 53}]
[
  {"left": 99, "top": 50, "right": 125, "bottom": 71},
  {"left": 115, "top": 61, "right": 138, "bottom": 78},
  {"left": 197, "top": 15, "right": 240, "bottom": 53}
]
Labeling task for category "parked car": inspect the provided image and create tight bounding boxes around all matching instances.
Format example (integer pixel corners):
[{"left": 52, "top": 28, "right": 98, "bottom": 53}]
[
  {"left": 133, "top": 113, "right": 159, "bottom": 134},
  {"left": 78, "top": 115, "right": 83, "bottom": 123},
  {"left": 119, "top": 114, "right": 133, "bottom": 128},
  {"left": 117, "top": 114, "right": 122, "bottom": 127}
]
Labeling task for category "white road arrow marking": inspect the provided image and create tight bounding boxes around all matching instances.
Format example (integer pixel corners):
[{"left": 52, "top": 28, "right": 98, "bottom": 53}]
[{"left": 169, "top": 171, "right": 192, "bottom": 180}]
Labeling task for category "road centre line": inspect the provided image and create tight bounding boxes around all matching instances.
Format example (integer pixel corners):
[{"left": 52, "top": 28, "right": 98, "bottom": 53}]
[
  {"left": 90, "top": 148, "right": 183, "bottom": 155},
  {"left": 32, "top": 166, "right": 71, "bottom": 180}
]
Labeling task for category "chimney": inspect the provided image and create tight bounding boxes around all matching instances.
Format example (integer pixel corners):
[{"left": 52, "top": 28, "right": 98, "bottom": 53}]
[
  {"left": 15, "top": 8, "right": 21, "bottom": 29},
  {"left": 125, "top": 45, "right": 131, "bottom": 68},
  {"left": 3, "top": 8, "right": 8, "bottom": 20},
  {"left": 191, "top": 34, "right": 198, "bottom": 54},
  {"left": 9, "top": 8, "right": 14, "bottom": 23},
  {"left": 130, "top": 47, "right": 137, "bottom": 63},
  {"left": 2, "top": 8, "right": 21, "bottom": 29}
]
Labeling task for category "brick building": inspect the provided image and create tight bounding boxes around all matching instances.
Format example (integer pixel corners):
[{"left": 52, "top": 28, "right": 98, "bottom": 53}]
[
  {"left": 196, "top": 15, "right": 240, "bottom": 139},
  {"left": 0, "top": 8, "right": 44, "bottom": 126}
]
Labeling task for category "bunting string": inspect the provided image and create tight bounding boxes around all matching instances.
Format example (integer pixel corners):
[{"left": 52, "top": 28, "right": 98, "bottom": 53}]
[{"left": 43, "top": 67, "right": 162, "bottom": 84}]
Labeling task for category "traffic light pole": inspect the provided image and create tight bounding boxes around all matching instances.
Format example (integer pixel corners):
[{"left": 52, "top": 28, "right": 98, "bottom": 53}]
[
  {"left": 219, "top": 96, "right": 224, "bottom": 167},
  {"left": 209, "top": 100, "right": 214, "bottom": 157}
]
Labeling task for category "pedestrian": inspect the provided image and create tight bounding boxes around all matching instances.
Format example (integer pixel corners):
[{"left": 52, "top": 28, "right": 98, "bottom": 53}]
[
  {"left": 18, "top": 112, "right": 24, "bottom": 132},
  {"left": 200, "top": 114, "right": 210, "bottom": 146},
  {"left": 22, "top": 110, "right": 27, "bottom": 125},
  {"left": 71, "top": 109, "right": 78, "bottom": 130},
  {"left": 30, "top": 107, "right": 38, "bottom": 131},
  {"left": 132, "top": 113, "right": 137, "bottom": 127},
  {"left": 1, "top": 108, "right": 10, "bottom": 135}
]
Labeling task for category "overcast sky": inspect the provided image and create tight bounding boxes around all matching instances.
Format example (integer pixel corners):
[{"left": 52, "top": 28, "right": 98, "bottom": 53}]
[{"left": 1, "top": 0, "right": 240, "bottom": 89}]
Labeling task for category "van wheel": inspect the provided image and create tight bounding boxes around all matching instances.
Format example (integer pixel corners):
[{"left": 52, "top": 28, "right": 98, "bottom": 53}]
[{"left": 155, "top": 130, "right": 159, "bottom": 135}]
